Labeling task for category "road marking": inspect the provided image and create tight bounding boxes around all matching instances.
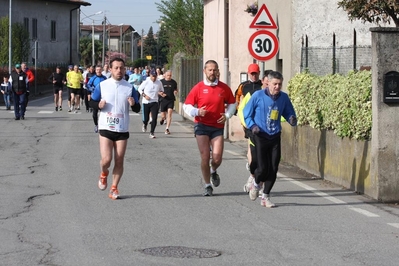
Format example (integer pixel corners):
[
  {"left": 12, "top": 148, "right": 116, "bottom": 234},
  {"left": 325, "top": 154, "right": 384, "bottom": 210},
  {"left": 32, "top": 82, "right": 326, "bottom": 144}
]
[
  {"left": 38, "top": 111, "right": 54, "bottom": 114},
  {"left": 225, "top": 150, "right": 245, "bottom": 157},
  {"left": 387, "top": 223, "right": 399, "bottom": 228},
  {"left": 347, "top": 207, "right": 380, "bottom": 217},
  {"left": 279, "top": 174, "right": 380, "bottom": 217}
]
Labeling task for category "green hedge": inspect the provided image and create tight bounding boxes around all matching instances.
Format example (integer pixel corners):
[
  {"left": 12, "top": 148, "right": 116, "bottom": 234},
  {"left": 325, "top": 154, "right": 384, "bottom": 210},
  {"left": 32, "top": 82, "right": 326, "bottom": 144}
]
[{"left": 287, "top": 70, "right": 372, "bottom": 140}]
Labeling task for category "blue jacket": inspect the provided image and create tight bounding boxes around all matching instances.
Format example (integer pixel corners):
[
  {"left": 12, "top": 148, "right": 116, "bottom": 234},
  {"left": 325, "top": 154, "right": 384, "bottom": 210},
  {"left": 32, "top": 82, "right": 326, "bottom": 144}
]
[
  {"left": 243, "top": 89, "right": 296, "bottom": 137},
  {"left": 87, "top": 74, "right": 107, "bottom": 92}
]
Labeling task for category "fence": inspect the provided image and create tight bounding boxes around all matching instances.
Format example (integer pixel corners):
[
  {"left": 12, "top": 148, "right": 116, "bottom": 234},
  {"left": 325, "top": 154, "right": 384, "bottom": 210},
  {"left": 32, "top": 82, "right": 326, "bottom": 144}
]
[
  {"left": 300, "top": 31, "right": 372, "bottom": 76},
  {"left": 300, "top": 46, "right": 372, "bottom": 76},
  {"left": 0, "top": 62, "right": 70, "bottom": 71},
  {"left": 176, "top": 56, "right": 203, "bottom": 102}
]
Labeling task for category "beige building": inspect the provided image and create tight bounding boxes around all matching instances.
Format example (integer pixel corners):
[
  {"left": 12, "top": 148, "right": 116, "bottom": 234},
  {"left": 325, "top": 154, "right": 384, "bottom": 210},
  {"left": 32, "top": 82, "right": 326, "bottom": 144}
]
[{"left": 203, "top": 0, "right": 379, "bottom": 141}]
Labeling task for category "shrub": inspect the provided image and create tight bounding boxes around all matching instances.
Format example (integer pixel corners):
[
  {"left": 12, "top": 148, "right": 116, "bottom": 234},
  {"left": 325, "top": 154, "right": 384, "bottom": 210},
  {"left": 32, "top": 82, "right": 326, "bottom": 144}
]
[{"left": 287, "top": 70, "right": 372, "bottom": 140}]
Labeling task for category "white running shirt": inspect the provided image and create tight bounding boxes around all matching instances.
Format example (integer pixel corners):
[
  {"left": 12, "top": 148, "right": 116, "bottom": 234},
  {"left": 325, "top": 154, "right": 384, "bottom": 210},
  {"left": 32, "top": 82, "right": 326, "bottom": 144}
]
[{"left": 95, "top": 78, "right": 133, "bottom": 133}]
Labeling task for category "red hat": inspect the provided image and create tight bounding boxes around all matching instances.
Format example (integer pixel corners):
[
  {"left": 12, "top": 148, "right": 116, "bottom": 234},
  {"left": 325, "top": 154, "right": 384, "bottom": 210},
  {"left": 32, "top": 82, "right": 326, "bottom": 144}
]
[{"left": 248, "top": 63, "right": 260, "bottom": 73}]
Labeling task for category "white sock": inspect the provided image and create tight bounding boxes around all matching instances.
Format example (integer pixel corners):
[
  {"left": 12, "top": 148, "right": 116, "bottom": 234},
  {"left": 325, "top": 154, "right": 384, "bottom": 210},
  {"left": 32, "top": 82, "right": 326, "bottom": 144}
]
[
  {"left": 262, "top": 193, "right": 267, "bottom": 199},
  {"left": 253, "top": 181, "right": 260, "bottom": 189},
  {"left": 205, "top": 183, "right": 212, "bottom": 188}
]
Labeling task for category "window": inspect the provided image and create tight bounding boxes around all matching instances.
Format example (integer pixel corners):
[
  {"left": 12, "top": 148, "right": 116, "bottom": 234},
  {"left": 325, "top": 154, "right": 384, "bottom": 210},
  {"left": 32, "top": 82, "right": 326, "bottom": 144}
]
[
  {"left": 24, "top": 17, "right": 29, "bottom": 36},
  {"left": 32, "top": 18, "right": 37, "bottom": 40},
  {"left": 51, "top": 20, "right": 56, "bottom": 41}
]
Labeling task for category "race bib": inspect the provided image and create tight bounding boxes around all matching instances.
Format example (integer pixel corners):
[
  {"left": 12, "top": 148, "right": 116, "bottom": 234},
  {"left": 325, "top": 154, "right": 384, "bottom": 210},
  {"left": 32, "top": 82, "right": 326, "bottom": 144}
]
[
  {"left": 106, "top": 113, "right": 125, "bottom": 131},
  {"left": 270, "top": 109, "right": 279, "bottom": 120}
]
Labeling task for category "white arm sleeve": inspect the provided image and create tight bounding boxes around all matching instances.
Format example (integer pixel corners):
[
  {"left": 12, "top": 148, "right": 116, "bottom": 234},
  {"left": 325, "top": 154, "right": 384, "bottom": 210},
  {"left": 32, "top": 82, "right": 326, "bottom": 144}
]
[
  {"left": 225, "top": 103, "right": 237, "bottom": 119},
  {"left": 183, "top": 103, "right": 198, "bottom": 117},
  {"left": 138, "top": 81, "right": 145, "bottom": 94}
]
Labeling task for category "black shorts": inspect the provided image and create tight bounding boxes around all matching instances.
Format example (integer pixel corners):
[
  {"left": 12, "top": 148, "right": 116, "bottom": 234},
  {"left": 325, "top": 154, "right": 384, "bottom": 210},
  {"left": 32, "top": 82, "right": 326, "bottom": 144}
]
[
  {"left": 99, "top": 130, "right": 129, "bottom": 141},
  {"left": 160, "top": 100, "right": 174, "bottom": 112},
  {"left": 70, "top": 88, "right": 81, "bottom": 95},
  {"left": 194, "top": 123, "right": 224, "bottom": 140},
  {"left": 54, "top": 86, "right": 63, "bottom": 94}
]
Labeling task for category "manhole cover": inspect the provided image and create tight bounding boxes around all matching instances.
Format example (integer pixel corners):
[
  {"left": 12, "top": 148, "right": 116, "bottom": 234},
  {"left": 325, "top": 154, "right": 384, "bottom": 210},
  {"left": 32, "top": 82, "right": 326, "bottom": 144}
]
[{"left": 138, "top": 246, "right": 221, "bottom": 258}]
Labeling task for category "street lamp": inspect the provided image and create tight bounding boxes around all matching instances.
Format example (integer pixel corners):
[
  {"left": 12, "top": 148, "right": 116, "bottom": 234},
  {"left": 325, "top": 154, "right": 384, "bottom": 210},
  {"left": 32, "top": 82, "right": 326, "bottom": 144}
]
[{"left": 81, "top": 11, "right": 103, "bottom": 66}]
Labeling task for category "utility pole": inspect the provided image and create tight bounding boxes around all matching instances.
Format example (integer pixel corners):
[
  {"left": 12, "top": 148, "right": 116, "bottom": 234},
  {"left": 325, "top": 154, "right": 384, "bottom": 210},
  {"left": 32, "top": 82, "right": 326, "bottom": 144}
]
[
  {"left": 91, "top": 20, "right": 95, "bottom": 66},
  {"left": 8, "top": 0, "right": 12, "bottom": 74},
  {"left": 102, "top": 15, "right": 106, "bottom": 66},
  {"left": 141, "top": 29, "right": 144, "bottom": 60},
  {"left": 120, "top": 25, "right": 123, "bottom": 53},
  {"left": 131, "top": 31, "right": 133, "bottom": 62}
]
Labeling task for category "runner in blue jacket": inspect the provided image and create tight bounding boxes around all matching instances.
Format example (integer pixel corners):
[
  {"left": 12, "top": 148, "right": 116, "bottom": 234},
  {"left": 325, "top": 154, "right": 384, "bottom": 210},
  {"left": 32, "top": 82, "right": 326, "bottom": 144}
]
[
  {"left": 243, "top": 71, "right": 297, "bottom": 208},
  {"left": 87, "top": 66, "right": 107, "bottom": 133}
]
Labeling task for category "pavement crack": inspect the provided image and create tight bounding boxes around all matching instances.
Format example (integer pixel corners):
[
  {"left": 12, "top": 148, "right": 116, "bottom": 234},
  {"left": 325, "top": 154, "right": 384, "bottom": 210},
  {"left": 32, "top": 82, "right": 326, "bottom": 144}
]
[{"left": 0, "top": 191, "right": 60, "bottom": 220}]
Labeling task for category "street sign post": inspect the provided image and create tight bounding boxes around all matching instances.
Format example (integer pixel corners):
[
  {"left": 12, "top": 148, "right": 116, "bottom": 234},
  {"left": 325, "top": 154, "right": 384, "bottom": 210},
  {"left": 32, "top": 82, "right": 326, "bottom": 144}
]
[{"left": 248, "top": 30, "right": 279, "bottom": 61}]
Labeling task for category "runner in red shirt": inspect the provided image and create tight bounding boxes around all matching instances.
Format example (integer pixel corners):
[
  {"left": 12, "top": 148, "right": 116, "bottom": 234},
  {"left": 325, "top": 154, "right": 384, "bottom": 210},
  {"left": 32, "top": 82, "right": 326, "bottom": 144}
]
[
  {"left": 21, "top": 62, "right": 35, "bottom": 108},
  {"left": 183, "top": 60, "right": 236, "bottom": 196}
]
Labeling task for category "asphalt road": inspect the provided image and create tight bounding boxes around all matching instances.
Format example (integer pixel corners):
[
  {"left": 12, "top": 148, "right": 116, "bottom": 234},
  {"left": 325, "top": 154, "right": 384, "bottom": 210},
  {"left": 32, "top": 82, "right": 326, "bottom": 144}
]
[{"left": 0, "top": 92, "right": 398, "bottom": 266}]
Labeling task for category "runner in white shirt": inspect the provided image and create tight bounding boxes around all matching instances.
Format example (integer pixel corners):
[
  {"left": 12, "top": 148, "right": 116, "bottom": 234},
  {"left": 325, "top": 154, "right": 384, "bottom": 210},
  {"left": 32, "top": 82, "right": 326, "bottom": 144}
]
[
  {"left": 138, "top": 68, "right": 166, "bottom": 139},
  {"left": 89, "top": 57, "right": 140, "bottom": 200}
]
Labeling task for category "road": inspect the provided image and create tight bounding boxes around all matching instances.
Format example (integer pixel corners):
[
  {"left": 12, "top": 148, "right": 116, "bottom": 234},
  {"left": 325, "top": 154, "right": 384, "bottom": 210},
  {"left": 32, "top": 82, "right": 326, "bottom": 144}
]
[{"left": 0, "top": 93, "right": 398, "bottom": 266}]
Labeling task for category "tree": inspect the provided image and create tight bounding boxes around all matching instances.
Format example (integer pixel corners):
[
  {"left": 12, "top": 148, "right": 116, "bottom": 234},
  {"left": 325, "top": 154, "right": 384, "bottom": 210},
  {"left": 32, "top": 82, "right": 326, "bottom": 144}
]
[
  {"left": 338, "top": 0, "right": 399, "bottom": 27},
  {"left": 79, "top": 37, "right": 104, "bottom": 66},
  {"left": 157, "top": 24, "right": 169, "bottom": 66},
  {"left": 0, "top": 16, "right": 30, "bottom": 65},
  {"left": 143, "top": 26, "right": 157, "bottom": 65},
  {"left": 156, "top": 0, "right": 203, "bottom": 62}
]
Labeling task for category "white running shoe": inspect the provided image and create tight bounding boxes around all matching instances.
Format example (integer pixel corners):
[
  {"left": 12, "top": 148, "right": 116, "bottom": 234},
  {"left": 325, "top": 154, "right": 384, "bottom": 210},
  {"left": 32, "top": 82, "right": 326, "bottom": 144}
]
[
  {"left": 261, "top": 197, "right": 276, "bottom": 208},
  {"left": 243, "top": 175, "right": 254, "bottom": 193},
  {"left": 249, "top": 183, "right": 260, "bottom": 201}
]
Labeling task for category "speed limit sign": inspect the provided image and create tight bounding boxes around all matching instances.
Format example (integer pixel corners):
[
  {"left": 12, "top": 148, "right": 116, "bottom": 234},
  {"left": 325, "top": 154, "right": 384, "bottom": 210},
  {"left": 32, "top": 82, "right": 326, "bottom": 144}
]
[{"left": 248, "top": 30, "right": 279, "bottom": 61}]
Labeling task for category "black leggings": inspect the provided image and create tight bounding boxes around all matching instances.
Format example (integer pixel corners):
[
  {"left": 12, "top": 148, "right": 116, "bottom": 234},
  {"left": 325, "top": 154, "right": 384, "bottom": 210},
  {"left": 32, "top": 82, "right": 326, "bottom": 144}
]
[
  {"left": 253, "top": 134, "right": 281, "bottom": 194},
  {"left": 249, "top": 137, "right": 258, "bottom": 175},
  {"left": 92, "top": 107, "right": 99, "bottom": 126},
  {"left": 85, "top": 90, "right": 90, "bottom": 110},
  {"left": 142, "top": 102, "right": 159, "bottom": 134}
]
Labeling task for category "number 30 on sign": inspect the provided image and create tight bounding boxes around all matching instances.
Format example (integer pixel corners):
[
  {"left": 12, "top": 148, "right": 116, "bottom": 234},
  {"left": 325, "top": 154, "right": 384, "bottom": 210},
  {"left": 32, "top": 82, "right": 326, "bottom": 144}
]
[{"left": 248, "top": 30, "right": 279, "bottom": 61}]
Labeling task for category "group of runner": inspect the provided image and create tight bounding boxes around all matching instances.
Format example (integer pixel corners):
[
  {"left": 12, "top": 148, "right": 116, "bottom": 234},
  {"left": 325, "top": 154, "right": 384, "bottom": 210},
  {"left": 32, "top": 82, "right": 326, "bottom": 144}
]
[
  {"left": 182, "top": 60, "right": 297, "bottom": 208},
  {"left": 4, "top": 59, "right": 297, "bottom": 207},
  {"left": 92, "top": 58, "right": 297, "bottom": 208},
  {"left": 47, "top": 63, "right": 178, "bottom": 135}
]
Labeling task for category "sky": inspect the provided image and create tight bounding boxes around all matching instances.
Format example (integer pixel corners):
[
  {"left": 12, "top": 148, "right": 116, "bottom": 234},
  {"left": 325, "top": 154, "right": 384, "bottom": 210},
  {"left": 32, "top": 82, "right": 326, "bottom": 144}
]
[{"left": 80, "top": 0, "right": 163, "bottom": 34}]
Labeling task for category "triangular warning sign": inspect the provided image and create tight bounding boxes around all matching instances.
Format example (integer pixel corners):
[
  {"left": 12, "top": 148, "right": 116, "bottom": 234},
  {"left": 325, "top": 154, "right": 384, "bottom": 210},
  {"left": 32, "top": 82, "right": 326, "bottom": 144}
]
[{"left": 249, "top": 4, "right": 278, "bottom": 29}]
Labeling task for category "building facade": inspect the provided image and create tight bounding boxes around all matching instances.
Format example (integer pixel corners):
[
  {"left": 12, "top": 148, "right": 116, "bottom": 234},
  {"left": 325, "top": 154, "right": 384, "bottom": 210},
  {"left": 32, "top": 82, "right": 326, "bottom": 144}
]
[
  {"left": 0, "top": 0, "right": 90, "bottom": 66},
  {"left": 80, "top": 24, "right": 140, "bottom": 62},
  {"left": 203, "top": 0, "right": 391, "bottom": 141}
]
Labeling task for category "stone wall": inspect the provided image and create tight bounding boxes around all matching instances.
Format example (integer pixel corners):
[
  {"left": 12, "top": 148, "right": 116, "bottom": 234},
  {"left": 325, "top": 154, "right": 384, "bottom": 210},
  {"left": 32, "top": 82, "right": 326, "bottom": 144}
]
[{"left": 280, "top": 124, "right": 374, "bottom": 198}]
